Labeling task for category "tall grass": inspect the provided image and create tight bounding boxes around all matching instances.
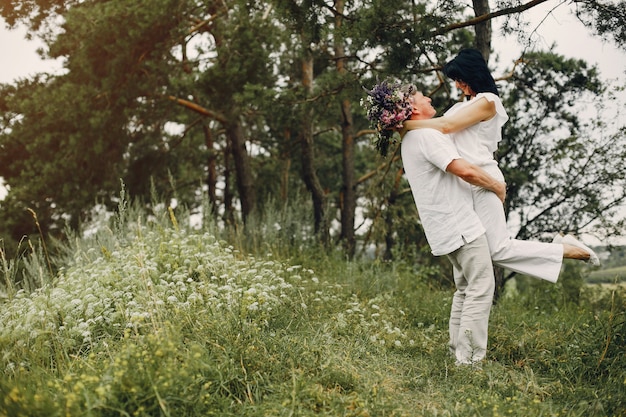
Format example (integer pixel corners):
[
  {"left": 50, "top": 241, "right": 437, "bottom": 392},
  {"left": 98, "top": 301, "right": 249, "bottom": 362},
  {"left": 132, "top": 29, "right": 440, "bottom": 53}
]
[{"left": 0, "top": 195, "right": 624, "bottom": 416}]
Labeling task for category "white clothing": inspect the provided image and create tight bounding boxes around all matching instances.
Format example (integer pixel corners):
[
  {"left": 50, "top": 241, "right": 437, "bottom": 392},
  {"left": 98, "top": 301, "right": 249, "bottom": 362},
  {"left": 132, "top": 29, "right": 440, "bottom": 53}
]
[
  {"left": 447, "top": 234, "right": 494, "bottom": 364},
  {"left": 472, "top": 185, "right": 563, "bottom": 282},
  {"left": 445, "top": 92, "right": 507, "bottom": 173},
  {"left": 401, "top": 127, "right": 494, "bottom": 364},
  {"left": 447, "top": 93, "right": 563, "bottom": 282},
  {"left": 401, "top": 128, "right": 485, "bottom": 256}
]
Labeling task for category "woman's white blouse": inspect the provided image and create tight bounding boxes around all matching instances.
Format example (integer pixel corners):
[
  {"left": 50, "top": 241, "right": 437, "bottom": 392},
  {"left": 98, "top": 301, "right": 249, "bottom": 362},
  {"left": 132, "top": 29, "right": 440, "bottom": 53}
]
[{"left": 445, "top": 92, "right": 508, "bottom": 175}]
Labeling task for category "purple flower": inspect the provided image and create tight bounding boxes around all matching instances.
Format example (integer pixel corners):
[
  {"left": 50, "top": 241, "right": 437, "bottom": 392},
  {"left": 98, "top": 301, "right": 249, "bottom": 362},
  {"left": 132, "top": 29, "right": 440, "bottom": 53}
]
[{"left": 362, "top": 79, "right": 412, "bottom": 156}]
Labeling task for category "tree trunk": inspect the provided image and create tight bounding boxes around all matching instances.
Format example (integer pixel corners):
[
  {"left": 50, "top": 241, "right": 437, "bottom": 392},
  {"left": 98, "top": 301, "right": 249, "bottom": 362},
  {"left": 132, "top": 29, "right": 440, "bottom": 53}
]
[
  {"left": 225, "top": 119, "right": 256, "bottom": 223},
  {"left": 383, "top": 167, "right": 405, "bottom": 260},
  {"left": 334, "top": 0, "right": 357, "bottom": 258},
  {"left": 280, "top": 130, "right": 291, "bottom": 202},
  {"left": 300, "top": 50, "right": 329, "bottom": 244},
  {"left": 203, "top": 124, "right": 218, "bottom": 212},
  {"left": 493, "top": 267, "right": 505, "bottom": 302},
  {"left": 472, "top": 0, "right": 492, "bottom": 63},
  {"left": 339, "top": 98, "right": 356, "bottom": 256},
  {"left": 299, "top": 124, "right": 326, "bottom": 238},
  {"left": 222, "top": 138, "right": 235, "bottom": 226}
]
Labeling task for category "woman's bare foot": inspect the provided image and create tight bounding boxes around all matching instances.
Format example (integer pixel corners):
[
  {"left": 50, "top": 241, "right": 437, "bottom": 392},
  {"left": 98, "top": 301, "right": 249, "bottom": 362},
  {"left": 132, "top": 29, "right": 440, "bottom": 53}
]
[{"left": 560, "top": 234, "right": 600, "bottom": 266}]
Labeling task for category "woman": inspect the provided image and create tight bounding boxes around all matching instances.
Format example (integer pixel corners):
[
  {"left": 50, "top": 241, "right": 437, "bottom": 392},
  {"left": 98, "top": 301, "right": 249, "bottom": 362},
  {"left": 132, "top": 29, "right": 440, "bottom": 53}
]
[{"left": 402, "top": 49, "right": 599, "bottom": 283}]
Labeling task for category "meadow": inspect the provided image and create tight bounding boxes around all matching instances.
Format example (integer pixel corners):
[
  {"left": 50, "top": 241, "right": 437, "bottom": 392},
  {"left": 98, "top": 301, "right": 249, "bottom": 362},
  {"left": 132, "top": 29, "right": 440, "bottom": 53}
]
[
  {"left": 1, "top": 199, "right": 624, "bottom": 417},
  {"left": 588, "top": 266, "right": 626, "bottom": 284}
]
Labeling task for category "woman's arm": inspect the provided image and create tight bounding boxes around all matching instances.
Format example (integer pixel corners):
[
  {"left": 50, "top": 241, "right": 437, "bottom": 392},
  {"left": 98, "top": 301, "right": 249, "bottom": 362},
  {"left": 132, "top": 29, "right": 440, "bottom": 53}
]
[{"left": 404, "top": 97, "right": 496, "bottom": 134}]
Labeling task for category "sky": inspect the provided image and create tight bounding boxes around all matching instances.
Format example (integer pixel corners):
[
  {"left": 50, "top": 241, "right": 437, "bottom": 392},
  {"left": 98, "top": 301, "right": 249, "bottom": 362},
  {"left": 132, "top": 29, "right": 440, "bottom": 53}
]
[
  {"left": 492, "top": 2, "right": 625, "bottom": 82},
  {"left": 0, "top": 4, "right": 625, "bottom": 243}
]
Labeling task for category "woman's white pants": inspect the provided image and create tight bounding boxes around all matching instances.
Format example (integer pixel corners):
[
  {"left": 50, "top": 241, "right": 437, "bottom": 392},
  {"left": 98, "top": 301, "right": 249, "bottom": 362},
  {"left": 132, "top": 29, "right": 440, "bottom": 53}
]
[{"left": 471, "top": 172, "right": 563, "bottom": 283}]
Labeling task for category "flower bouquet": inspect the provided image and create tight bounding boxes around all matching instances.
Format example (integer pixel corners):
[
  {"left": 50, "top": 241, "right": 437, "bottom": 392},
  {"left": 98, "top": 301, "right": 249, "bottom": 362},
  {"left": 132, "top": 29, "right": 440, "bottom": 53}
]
[{"left": 362, "top": 79, "right": 412, "bottom": 157}]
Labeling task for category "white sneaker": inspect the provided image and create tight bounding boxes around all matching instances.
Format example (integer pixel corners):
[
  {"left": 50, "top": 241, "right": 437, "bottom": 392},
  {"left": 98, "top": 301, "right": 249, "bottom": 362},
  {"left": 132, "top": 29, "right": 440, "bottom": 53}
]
[
  {"left": 455, "top": 360, "right": 483, "bottom": 370},
  {"left": 561, "top": 234, "right": 600, "bottom": 266}
]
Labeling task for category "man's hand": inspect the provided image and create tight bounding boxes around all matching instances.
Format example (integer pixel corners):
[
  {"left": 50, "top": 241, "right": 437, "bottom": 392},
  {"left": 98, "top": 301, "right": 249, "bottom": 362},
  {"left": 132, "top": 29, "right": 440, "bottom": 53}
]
[
  {"left": 494, "top": 181, "right": 506, "bottom": 203},
  {"left": 446, "top": 158, "right": 506, "bottom": 203}
]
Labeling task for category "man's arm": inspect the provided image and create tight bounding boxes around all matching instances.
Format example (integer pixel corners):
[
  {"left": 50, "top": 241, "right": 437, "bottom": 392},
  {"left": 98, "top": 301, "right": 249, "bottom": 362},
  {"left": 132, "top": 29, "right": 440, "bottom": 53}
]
[{"left": 446, "top": 158, "right": 506, "bottom": 203}]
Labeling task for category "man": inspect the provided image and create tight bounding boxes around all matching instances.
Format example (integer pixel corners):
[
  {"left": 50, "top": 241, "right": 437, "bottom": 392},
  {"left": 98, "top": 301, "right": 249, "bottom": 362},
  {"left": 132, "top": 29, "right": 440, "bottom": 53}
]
[{"left": 399, "top": 86, "right": 506, "bottom": 366}]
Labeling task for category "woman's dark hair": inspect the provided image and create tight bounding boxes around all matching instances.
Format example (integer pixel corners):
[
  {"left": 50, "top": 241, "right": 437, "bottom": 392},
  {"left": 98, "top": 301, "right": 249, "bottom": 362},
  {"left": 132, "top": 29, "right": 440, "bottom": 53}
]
[{"left": 443, "top": 48, "right": 499, "bottom": 96}]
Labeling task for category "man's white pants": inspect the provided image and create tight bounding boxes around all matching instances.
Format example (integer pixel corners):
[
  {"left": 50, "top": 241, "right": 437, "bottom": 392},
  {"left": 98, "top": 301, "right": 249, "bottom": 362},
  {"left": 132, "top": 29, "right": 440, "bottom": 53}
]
[
  {"left": 447, "top": 234, "right": 494, "bottom": 365},
  {"left": 472, "top": 177, "right": 563, "bottom": 283}
]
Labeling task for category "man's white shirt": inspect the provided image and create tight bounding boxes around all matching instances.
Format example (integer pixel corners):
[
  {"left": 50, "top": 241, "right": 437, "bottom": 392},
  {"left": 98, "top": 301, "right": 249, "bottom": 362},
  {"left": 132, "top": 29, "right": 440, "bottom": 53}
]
[{"left": 400, "top": 128, "right": 485, "bottom": 256}]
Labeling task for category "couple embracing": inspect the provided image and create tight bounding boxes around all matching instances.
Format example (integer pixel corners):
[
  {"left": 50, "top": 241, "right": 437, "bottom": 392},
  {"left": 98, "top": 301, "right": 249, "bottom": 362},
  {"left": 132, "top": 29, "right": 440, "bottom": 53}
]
[{"left": 364, "top": 49, "right": 599, "bottom": 366}]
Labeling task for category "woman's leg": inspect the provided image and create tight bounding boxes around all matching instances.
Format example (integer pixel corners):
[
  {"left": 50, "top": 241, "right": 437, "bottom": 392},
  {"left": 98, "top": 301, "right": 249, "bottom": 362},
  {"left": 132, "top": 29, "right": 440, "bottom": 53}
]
[
  {"left": 555, "top": 234, "right": 600, "bottom": 265},
  {"left": 472, "top": 186, "right": 563, "bottom": 283}
]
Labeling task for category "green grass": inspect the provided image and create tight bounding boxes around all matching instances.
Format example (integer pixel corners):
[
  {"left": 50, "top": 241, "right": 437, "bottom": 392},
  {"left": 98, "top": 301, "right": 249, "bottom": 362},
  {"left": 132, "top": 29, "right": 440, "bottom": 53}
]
[{"left": 1, "top": 201, "right": 625, "bottom": 416}]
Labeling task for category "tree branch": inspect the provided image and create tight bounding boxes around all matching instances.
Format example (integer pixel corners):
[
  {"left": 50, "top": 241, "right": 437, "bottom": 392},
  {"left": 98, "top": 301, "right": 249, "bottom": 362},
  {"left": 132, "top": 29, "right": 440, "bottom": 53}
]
[
  {"left": 356, "top": 155, "right": 402, "bottom": 185},
  {"left": 355, "top": 128, "right": 376, "bottom": 138},
  {"left": 168, "top": 96, "right": 227, "bottom": 124},
  {"left": 433, "top": 0, "right": 551, "bottom": 36}
]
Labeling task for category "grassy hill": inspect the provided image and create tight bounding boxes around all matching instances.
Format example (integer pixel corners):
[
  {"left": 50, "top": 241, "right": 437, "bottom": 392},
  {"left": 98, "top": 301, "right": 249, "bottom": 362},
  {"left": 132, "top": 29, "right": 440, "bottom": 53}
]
[
  {"left": 1, "top": 203, "right": 625, "bottom": 416},
  {"left": 588, "top": 265, "right": 626, "bottom": 284}
]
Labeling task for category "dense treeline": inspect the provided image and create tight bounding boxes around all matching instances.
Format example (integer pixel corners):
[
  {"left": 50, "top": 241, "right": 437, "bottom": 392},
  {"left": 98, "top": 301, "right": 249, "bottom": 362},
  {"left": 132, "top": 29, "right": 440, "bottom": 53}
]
[{"left": 0, "top": 0, "right": 625, "bottom": 285}]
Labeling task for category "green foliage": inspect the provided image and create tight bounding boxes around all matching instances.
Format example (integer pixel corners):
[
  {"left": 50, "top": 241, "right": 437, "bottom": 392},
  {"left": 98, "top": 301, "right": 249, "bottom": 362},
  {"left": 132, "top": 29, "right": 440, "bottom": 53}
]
[
  {"left": 577, "top": 0, "right": 626, "bottom": 46},
  {"left": 1, "top": 0, "right": 625, "bottom": 298},
  {"left": 1, "top": 197, "right": 625, "bottom": 416},
  {"left": 490, "top": 286, "right": 626, "bottom": 416},
  {"left": 598, "top": 245, "right": 626, "bottom": 269},
  {"left": 499, "top": 51, "right": 626, "bottom": 240}
]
